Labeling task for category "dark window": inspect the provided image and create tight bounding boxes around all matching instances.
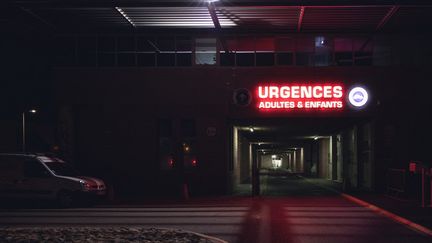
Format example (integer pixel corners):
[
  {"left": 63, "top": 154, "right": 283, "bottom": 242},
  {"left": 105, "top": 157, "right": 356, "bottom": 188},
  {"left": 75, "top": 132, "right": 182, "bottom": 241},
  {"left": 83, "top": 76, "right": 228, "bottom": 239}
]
[
  {"left": 276, "top": 52, "right": 293, "bottom": 65},
  {"left": 296, "top": 53, "right": 312, "bottom": 66},
  {"left": 77, "top": 37, "right": 97, "bottom": 66},
  {"left": 137, "top": 37, "right": 157, "bottom": 52},
  {"left": 118, "top": 53, "right": 136, "bottom": 66},
  {"left": 256, "top": 53, "right": 274, "bottom": 66},
  {"left": 44, "top": 162, "right": 79, "bottom": 177},
  {"left": 53, "top": 36, "right": 76, "bottom": 66},
  {"left": 334, "top": 38, "right": 353, "bottom": 66},
  {"left": 98, "top": 53, "right": 116, "bottom": 66},
  {"left": 157, "top": 37, "right": 175, "bottom": 52},
  {"left": 138, "top": 53, "right": 156, "bottom": 66},
  {"left": 220, "top": 52, "right": 235, "bottom": 66},
  {"left": 355, "top": 52, "right": 372, "bottom": 66},
  {"left": 176, "top": 37, "right": 192, "bottom": 66},
  {"left": 157, "top": 53, "right": 175, "bottom": 66},
  {"left": 158, "top": 119, "right": 173, "bottom": 137},
  {"left": 236, "top": 53, "right": 254, "bottom": 66},
  {"left": 0, "top": 156, "right": 22, "bottom": 176},
  {"left": 98, "top": 36, "right": 115, "bottom": 52},
  {"left": 354, "top": 38, "right": 373, "bottom": 66},
  {"left": 335, "top": 52, "right": 353, "bottom": 66},
  {"left": 117, "top": 36, "right": 135, "bottom": 52},
  {"left": 176, "top": 37, "right": 192, "bottom": 52},
  {"left": 176, "top": 53, "right": 192, "bottom": 66},
  {"left": 181, "top": 119, "right": 196, "bottom": 137},
  {"left": 296, "top": 37, "right": 314, "bottom": 66}
]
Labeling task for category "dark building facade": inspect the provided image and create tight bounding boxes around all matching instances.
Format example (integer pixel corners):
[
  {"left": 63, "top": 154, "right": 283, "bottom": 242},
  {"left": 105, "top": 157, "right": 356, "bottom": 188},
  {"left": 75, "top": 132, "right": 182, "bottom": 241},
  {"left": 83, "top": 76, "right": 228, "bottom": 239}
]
[{"left": 2, "top": 0, "right": 432, "bottom": 199}]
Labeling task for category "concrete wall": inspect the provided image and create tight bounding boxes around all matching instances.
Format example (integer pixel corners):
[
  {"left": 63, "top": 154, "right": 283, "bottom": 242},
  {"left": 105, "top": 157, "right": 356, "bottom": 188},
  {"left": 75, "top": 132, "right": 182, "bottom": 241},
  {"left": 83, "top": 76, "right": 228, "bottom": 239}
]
[
  {"left": 0, "top": 121, "right": 18, "bottom": 152},
  {"left": 319, "top": 138, "right": 330, "bottom": 179}
]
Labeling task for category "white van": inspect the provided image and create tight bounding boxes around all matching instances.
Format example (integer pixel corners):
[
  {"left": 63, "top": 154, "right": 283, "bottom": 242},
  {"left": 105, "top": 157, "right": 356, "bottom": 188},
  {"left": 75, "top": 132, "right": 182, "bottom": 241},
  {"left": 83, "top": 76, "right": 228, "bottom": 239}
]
[{"left": 0, "top": 153, "right": 106, "bottom": 207}]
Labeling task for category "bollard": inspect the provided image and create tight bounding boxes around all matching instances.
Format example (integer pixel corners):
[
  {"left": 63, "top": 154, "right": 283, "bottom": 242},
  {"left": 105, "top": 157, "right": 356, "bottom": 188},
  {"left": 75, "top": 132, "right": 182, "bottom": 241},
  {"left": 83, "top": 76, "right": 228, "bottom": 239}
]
[
  {"left": 182, "top": 183, "right": 189, "bottom": 200},
  {"left": 422, "top": 168, "right": 425, "bottom": 208}
]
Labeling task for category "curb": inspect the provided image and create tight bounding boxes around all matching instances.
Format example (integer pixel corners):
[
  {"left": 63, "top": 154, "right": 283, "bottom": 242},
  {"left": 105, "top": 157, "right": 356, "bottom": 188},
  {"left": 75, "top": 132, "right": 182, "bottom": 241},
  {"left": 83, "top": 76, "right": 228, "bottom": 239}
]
[
  {"left": 299, "top": 176, "right": 432, "bottom": 237},
  {"left": 341, "top": 193, "right": 432, "bottom": 237},
  {"left": 157, "top": 227, "right": 228, "bottom": 243}
]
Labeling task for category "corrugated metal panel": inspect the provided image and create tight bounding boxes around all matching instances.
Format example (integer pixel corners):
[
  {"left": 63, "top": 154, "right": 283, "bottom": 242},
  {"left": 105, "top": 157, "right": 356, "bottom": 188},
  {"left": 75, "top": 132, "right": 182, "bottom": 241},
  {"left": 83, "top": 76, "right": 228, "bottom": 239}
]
[
  {"left": 384, "top": 6, "right": 432, "bottom": 32},
  {"left": 9, "top": 4, "right": 432, "bottom": 33},
  {"left": 119, "top": 7, "right": 236, "bottom": 27},
  {"left": 34, "top": 8, "right": 131, "bottom": 28},
  {"left": 301, "top": 6, "right": 391, "bottom": 32},
  {"left": 216, "top": 6, "right": 299, "bottom": 30}
]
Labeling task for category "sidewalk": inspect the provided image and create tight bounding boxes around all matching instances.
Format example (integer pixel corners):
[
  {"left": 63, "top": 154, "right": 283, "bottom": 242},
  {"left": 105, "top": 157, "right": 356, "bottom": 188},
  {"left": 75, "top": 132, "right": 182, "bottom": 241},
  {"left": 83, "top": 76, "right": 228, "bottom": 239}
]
[{"left": 304, "top": 177, "right": 432, "bottom": 230}]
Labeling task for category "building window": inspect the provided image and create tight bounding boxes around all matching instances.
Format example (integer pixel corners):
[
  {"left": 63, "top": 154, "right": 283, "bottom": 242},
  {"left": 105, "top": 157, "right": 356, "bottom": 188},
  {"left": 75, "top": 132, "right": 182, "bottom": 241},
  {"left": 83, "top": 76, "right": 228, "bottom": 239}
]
[
  {"left": 256, "top": 52, "right": 274, "bottom": 66},
  {"left": 98, "top": 36, "right": 116, "bottom": 67},
  {"left": 176, "top": 37, "right": 192, "bottom": 66},
  {"left": 295, "top": 37, "right": 314, "bottom": 66},
  {"left": 276, "top": 38, "right": 294, "bottom": 66},
  {"left": 314, "top": 36, "right": 332, "bottom": 66},
  {"left": 276, "top": 53, "right": 293, "bottom": 65},
  {"left": 195, "top": 38, "right": 217, "bottom": 65},
  {"left": 157, "top": 37, "right": 176, "bottom": 66},
  {"left": 354, "top": 38, "right": 373, "bottom": 66},
  {"left": 237, "top": 52, "right": 255, "bottom": 66},
  {"left": 53, "top": 36, "right": 76, "bottom": 66},
  {"left": 220, "top": 52, "right": 235, "bottom": 66},
  {"left": 373, "top": 36, "right": 391, "bottom": 66},
  {"left": 137, "top": 36, "right": 156, "bottom": 67},
  {"left": 77, "top": 37, "right": 97, "bottom": 66},
  {"left": 334, "top": 38, "right": 353, "bottom": 66},
  {"left": 181, "top": 119, "right": 196, "bottom": 138}
]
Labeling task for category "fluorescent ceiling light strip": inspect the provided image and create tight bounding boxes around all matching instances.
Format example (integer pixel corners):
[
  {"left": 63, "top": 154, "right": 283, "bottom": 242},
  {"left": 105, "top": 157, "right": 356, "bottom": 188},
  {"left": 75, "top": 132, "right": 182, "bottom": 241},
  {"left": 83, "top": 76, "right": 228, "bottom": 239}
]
[{"left": 115, "top": 7, "right": 135, "bottom": 27}]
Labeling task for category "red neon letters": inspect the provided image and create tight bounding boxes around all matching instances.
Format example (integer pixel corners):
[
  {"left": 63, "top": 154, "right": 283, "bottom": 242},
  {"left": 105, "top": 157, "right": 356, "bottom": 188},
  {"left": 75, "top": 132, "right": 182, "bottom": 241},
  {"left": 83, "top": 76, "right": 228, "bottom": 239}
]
[{"left": 257, "top": 85, "right": 344, "bottom": 110}]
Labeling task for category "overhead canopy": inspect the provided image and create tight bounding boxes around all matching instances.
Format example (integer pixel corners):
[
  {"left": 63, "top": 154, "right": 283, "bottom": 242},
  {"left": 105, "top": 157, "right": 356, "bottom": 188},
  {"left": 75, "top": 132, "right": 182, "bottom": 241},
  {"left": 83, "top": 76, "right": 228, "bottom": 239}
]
[{"left": 5, "top": 0, "right": 432, "bottom": 33}]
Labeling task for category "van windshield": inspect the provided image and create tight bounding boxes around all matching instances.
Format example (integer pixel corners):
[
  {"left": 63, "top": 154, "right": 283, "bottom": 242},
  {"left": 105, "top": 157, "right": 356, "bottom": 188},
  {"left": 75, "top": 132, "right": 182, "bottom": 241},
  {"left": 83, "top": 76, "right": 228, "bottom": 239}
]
[{"left": 44, "top": 162, "right": 80, "bottom": 177}]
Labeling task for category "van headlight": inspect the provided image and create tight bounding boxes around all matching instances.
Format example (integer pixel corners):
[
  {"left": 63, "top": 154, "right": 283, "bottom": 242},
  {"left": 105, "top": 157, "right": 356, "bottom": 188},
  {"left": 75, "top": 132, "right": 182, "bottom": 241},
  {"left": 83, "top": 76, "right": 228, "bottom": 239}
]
[{"left": 79, "top": 180, "right": 91, "bottom": 192}]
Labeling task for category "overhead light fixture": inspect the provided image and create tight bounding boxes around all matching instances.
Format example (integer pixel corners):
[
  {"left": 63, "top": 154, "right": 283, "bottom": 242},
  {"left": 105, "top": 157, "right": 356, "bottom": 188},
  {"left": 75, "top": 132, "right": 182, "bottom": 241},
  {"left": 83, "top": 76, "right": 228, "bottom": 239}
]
[
  {"left": 258, "top": 142, "right": 262, "bottom": 146},
  {"left": 314, "top": 136, "right": 319, "bottom": 140},
  {"left": 249, "top": 127, "right": 254, "bottom": 132},
  {"left": 29, "top": 109, "right": 37, "bottom": 113}
]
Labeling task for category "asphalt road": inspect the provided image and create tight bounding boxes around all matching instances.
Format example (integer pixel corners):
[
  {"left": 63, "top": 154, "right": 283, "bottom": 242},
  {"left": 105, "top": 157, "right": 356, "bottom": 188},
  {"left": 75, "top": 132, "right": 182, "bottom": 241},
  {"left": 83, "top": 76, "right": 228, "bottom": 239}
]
[{"left": 1, "top": 175, "right": 431, "bottom": 243}]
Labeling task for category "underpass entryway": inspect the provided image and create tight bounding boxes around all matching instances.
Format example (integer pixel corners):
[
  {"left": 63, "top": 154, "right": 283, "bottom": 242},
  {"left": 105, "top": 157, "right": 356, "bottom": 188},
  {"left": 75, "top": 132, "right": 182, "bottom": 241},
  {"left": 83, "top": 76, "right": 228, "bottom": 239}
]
[{"left": 230, "top": 117, "right": 374, "bottom": 196}]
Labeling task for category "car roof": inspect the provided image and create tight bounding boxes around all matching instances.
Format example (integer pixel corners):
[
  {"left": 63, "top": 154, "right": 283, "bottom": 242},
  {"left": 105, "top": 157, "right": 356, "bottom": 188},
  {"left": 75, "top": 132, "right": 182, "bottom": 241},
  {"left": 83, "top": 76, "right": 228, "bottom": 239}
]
[{"left": 0, "top": 153, "right": 37, "bottom": 157}]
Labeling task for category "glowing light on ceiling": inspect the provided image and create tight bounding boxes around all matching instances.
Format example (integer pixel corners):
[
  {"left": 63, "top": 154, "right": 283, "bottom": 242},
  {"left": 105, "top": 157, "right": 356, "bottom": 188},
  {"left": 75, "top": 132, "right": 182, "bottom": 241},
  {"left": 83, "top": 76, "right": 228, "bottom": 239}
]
[{"left": 348, "top": 86, "right": 369, "bottom": 107}]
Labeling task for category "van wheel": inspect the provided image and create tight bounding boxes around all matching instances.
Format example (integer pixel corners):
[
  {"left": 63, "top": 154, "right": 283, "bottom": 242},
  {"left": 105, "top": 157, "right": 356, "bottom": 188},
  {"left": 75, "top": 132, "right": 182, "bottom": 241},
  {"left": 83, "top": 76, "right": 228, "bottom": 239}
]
[{"left": 57, "top": 191, "right": 73, "bottom": 208}]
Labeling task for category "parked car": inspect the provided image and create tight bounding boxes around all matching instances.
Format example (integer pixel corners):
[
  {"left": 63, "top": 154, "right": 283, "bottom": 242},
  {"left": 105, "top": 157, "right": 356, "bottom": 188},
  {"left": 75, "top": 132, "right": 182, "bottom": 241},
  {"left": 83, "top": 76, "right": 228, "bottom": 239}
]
[{"left": 0, "top": 153, "right": 106, "bottom": 207}]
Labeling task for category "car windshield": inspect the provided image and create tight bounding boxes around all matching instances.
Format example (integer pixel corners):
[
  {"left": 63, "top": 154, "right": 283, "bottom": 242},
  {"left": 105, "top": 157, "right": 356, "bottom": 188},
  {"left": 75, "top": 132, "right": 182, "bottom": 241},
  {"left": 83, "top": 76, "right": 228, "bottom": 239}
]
[{"left": 44, "top": 162, "right": 80, "bottom": 177}]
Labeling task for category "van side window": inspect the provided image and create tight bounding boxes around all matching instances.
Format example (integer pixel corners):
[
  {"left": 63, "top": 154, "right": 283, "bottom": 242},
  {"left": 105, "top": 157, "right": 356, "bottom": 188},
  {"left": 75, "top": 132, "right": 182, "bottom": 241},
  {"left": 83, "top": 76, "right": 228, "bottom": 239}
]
[
  {"left": 0, "top": 156, "right": 22, "bottom": 178},
  {"left": 23, "top": 159, "right": 50, "bottom": 178}
]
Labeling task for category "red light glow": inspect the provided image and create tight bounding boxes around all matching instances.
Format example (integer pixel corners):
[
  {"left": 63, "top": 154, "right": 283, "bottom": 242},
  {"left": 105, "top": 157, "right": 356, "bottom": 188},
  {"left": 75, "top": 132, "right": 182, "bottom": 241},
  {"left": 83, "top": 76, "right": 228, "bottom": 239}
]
[
  {"left": 191, "top": 159, "right": 197, "bottom": 167},
  {"left": 256, "top": 84, "right": 345, "bottom": 111},
  {"left": 168, "top": 158, "right": 175, "bottom": 168}
]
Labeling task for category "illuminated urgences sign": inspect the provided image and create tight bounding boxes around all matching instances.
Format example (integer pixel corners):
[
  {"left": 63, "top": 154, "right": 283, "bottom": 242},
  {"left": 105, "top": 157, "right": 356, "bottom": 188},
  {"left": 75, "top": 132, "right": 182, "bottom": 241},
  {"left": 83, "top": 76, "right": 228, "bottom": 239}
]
[{"left": 257, "top": 84, "right": 344, "bottom": 110}]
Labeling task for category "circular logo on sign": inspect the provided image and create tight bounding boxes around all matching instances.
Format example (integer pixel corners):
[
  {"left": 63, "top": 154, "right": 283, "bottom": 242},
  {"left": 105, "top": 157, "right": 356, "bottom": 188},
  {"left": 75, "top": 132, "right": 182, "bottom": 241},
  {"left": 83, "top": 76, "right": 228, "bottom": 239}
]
[
  {"left": 233, "top": 88, "right": 252, "bottom": 106},
  {"left": 348, "top": 87, "right": 369, "bottom": 107}
]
